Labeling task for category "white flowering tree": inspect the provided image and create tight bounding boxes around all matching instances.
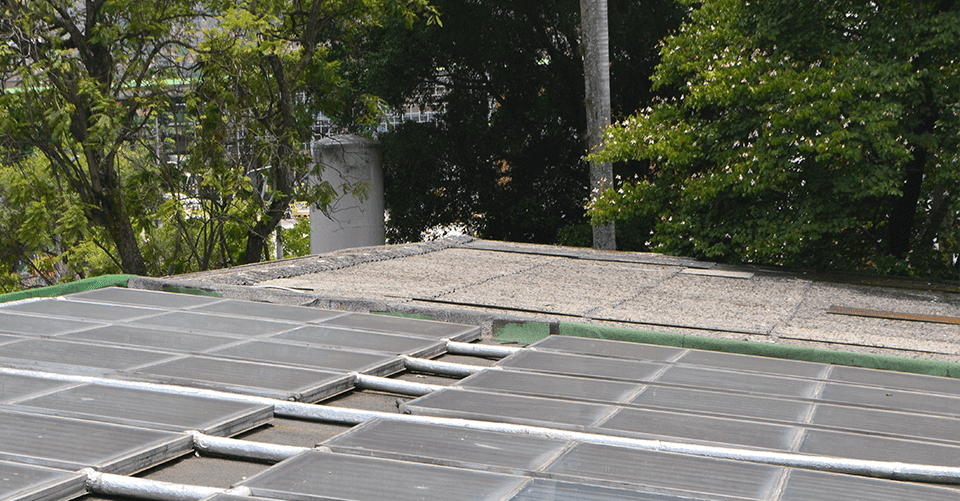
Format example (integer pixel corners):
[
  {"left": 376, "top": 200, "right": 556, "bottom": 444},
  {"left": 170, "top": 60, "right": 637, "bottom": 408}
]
[{"left": 589, "top": 0, "right": 959, "bottom": 277}]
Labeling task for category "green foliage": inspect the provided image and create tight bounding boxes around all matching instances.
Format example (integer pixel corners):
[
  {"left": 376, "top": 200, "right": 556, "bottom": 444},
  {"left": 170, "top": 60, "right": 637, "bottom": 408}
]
[
  {"left": 367, "top": 0, "right": 685, "bottom": 245},
  {"left": 0, "top": 0, "right": 440, "bottom": 289},
  {"left": 282, "top": 219, "right": 313, "bottom": 258},
  {"left": 0, "top": 153, "right": 121, "bottom": 292},
  {"left": 0, "top": 0, "right": 205, "bottom": 275},
  {"left": 193, "top": 0, "right": 439, "bottom": 264},
  {"left": 591, "top": 0, "right": 959, "bottom": 278}
]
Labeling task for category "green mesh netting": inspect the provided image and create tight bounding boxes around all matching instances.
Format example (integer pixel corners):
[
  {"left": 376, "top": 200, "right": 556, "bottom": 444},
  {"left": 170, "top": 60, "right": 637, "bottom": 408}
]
[
  {"left": 0, "top": 275, "right": 223, "bottom": 303},
  {"left": 0, "top": 274, "right": 133, "bottom": 304}
]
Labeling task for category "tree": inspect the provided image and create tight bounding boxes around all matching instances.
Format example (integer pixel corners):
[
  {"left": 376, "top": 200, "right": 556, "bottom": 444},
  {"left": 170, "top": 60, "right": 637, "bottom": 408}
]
[
  {"left": 580, "top": 0, "right": 616, "bottom": 250},
  {"left": 194, "top": 0, "right": 439, "bottom": 264},
  {"left": 0, "top": 0, "right": 203, "bottom": 275},
  {"left": 0, "top": 153, "right": 96, "bottom": 291},
  {"left": 365, "top": 0, "right": 684, "bottom": 245},
  {"left": 590, "top": 0, "right": 959, "bottom": 278},
  {"left": 0, "top": 0, "right": 440, "bottom": 286}
]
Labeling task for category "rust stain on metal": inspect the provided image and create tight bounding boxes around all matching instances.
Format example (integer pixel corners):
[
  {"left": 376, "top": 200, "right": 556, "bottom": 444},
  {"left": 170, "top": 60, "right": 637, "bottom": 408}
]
[{"left": 828, "top": 306, "right": 960, "bottom": 325}]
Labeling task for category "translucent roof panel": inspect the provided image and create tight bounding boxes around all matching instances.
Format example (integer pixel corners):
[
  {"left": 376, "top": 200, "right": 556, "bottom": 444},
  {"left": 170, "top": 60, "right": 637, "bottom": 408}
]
[
  {"left": 4, "top": 287, "right": 960, "bottom": 501},
  {"left": 0, "top": 461, "right": 86, "bottom": 501},
  {"left": 1, "top": 298, "right": 163, "bottom": 323},
  {"left": 323, "top": 419, "right": 568, "bottom": 471},
  {"left": 273, "top": 325, "right": 446, "bottom": 357},
  {"left": 14, "top": 384, "right": 273, "bottom": 435},
  {"left": 241, "top": 451, "right": 527, "bottom": 501},
  {"left": 0, "top": 410, "right": 191, "bottom": 474},
  {"left": 66, "top": 287, "right": 223, "bottom": 309}
]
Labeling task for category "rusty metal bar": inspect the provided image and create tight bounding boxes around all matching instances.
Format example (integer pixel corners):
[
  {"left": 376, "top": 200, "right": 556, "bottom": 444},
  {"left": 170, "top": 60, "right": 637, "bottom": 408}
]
[{"left": 828, "top": 306, "right": 960, "bottom": 325}]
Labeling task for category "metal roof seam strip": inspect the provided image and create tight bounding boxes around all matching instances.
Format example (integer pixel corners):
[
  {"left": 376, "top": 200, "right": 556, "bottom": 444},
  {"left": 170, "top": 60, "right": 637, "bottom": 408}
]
[
  {"left": 789, "top": 369, "right": 831, "bottom": 453},
  {"left": 7, "top": 366, "right": 960, "bottom": 485},
  {"left": 187, "top": 431, "right": 311, "bottom": 463},
  {"left": 445, "top": 340, "right": 522, "bottom": 358},
  {"left": 81, "top": 468, "right": 233, "bottom": 501},
  {"left": 769, "top": 468, "right": 793, "bottom": 501},
  {"left": 400, "top": 354, "right": 490, "bottom": 377}
]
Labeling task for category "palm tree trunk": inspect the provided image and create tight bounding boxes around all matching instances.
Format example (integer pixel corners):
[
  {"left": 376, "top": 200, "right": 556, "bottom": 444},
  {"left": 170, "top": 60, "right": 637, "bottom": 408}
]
[{"left": 580, "top": 0, "right": 616, "bottom": 250}]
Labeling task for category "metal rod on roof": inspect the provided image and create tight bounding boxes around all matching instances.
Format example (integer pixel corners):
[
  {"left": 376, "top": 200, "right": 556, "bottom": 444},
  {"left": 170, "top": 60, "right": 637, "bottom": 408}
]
[
  {"left": 400, "top": 354, "right": 490, "bottom": 377},
  {"left": 351, "top": 372, "right": 449, "bottom": 396},
  {"left": 444, "top": 341, "right": 522, "bottom": 358},
  {"left": 81, "top": 468, "right": 240, "bottom": 501},
  {"left": 188, "top": 430, "right": 311, "bottom": 463},
  {"left": 12, "top": 368, "right": 960, "bottom": 485},
  {"left": 271, "top": 403, "right": 960, "bottom": 486}
]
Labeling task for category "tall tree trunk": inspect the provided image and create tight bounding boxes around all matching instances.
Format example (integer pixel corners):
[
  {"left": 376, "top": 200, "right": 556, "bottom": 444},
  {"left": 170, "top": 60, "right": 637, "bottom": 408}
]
[
  {"left": 242, "top": 53, "right": 298, "bottom": 265},
  {"left": 97, "top": 187, "right": 148, "bottom": 275},
  {"left": 887, "top": 88, "right": 936, "bottom": 260},
  {"left": 243, "top": 195, "right": 293, "bottom": 264},
  {"left": 580, "top": 0, "right": 616, "bottom": 250},
  {"left": 886, "top": 146, "right": 927, "bottom": 258},
  {"left": 110, "top": 215, "right": 148, "bottom": 276}
]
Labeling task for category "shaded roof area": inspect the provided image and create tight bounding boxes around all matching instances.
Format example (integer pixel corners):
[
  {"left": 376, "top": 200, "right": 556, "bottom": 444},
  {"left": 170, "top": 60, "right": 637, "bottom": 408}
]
[{"left": 1, "top": 239, "right": 959, "bottom": 500}]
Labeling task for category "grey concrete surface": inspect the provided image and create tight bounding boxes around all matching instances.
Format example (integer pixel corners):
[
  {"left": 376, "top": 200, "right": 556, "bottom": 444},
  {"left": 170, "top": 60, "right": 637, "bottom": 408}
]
[{"left": 163, "top": 237, "right": 960, "bottom": 362}]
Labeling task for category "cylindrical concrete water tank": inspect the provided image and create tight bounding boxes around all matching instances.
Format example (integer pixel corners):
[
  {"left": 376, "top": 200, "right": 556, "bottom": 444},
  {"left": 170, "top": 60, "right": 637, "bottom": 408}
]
[{"left": 309, "top": 135, "right": 385, "bottom": 254}]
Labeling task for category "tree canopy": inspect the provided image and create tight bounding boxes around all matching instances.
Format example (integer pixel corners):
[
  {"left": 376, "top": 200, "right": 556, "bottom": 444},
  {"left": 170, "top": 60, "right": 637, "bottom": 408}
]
[
  {"left": 590, "top": 0, "right": 959, "bottom": 278},
  {"left": 363, "top": 0, "right": 684, "bottom": 244},
  {"left": 0, "top": 0, "right": 203, "bottom": 275},
  {"left": 0, "top": 0, "right": 436, "bottom": 287},
  {"left": 192, "top": 0, "right": 438, "bottom": 264}
]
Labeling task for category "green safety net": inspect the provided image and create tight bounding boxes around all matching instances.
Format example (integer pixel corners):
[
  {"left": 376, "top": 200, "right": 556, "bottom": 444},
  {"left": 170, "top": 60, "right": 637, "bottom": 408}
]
[
  {"left": 0, "top": 275, "right": 134, "bottom": 304},
  {"left": 0, "top": 274, "right": 220, "bottom": 304}
]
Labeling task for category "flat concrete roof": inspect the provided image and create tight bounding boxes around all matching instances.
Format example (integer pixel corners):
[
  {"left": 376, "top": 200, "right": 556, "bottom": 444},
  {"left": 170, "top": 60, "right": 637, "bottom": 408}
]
[
  {"left": 3, "top": 238, "right": 959, "bottom": 501},
  {"left": 166, "top": 236, "right": 960, "bottom": 363}
]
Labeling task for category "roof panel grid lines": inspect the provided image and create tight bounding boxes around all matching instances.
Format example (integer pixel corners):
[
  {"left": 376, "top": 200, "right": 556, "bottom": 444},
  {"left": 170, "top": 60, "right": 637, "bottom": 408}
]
[
  {"left": 0, "top": 311, "right": 105, "bottom": 337},
  {"left": 522, "top": 335, "right": 960, "bottom": 404},
  {"left": 321, "top": 419, "right": 960, "bottom": 501},
  {"left": 450, "top": 363, "right": 960, "bottom": 448},
  {"left": 0, "top": 409, "right": 193, "bottom": 475},
  {"left": 5, "top": 286, "right": 960, "bottom": 501},
  {"left": 0, "top": 298, "right": 167, "bottom": 324},
  {"left": 129, "top": 355, "right": 358, "bottom": 402},
  {"left": 1, "top": 287, "right": 482, "bottom": 342},
  {"left": 0, "top": 461, "right": 87, "bottom": 501},
  {"left": 8, "top": 383, "right": 273, "bottom": 436},
  {"left": 0, "top": 338, "right": 181, "bottom": 374}
]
